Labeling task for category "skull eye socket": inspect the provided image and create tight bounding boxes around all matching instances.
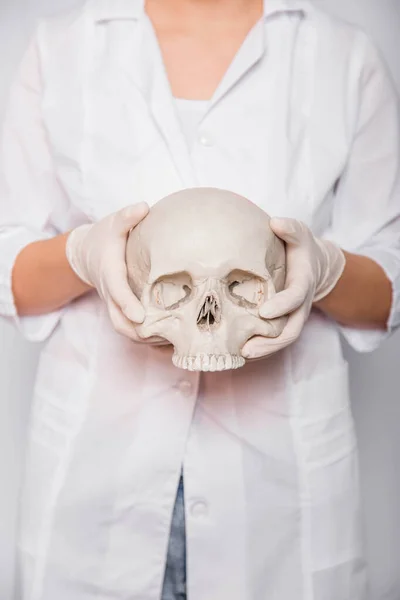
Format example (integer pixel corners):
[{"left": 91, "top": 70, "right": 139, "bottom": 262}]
[
  {"left": 151, "top": 272, "right": 193, "bottom": 310},
  {"left": 227, "top": 270, "right": 266, "bottom": 308}
]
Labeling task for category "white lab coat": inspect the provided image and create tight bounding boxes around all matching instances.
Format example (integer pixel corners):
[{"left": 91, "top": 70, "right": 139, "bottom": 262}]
[{"left": 0, "top": 0, "right": 400, "bottom": 598}]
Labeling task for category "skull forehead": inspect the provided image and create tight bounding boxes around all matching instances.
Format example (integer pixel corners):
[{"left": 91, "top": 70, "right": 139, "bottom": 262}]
[
  {"left": 138, "top": 188, "right": 275, "bottom": 275},
  {"left": 142, "top": 187, "right": 270, "bottom": 231}
]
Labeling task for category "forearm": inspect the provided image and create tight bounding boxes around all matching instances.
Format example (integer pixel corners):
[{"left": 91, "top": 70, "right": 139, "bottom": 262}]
[
  {"left": 314, "top": 251, "right": 392, "bottom": 329},
  {"left": 12, "top": 233, "right": 91, "bottom": 316}
]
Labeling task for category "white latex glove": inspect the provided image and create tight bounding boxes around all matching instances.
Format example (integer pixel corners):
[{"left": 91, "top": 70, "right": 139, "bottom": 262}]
[
  {"left": 242, "top": 217, "right": 346, "bottom": 360},
  {"left": 66, "top": 203, "right": 164, "bottom": 343}
]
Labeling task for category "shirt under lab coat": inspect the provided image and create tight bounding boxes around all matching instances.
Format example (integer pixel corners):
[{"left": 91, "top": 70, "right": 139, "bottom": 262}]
[{"left": 1, "top": 0, "right": 400, "bottom": 599}]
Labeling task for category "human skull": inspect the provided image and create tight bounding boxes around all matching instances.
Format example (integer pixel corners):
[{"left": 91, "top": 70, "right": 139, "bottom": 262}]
[{"left": 126, "top": 188, "right": 286, "bottom": 372}]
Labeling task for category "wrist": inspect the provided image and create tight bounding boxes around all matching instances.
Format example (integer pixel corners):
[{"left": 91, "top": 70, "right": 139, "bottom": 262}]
[
  {"left": 313, "top": 240, "right": 346, "bottom": 303},
  {"left": 65, "top": 225, "right": 94, "bottom": 287}
]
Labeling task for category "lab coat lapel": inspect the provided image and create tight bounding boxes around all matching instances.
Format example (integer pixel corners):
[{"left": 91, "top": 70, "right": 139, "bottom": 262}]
[
  {"left": 211, "top": 0, "right": 311, "bottom": 107},
  {"left": 306, "top": 15, "right": 351, "bottom": 235},
  {"left": 211, "top": 18, "right": 265, "bottom": 107},
  {"left": 90, "top": 0, "right": 197, "bottom": 191},
  {"left": 285, "top": 5, "right": 347, "bottom": 232},
  {"left": 137, "top": 17, "right": 198, "bottom": 189}
]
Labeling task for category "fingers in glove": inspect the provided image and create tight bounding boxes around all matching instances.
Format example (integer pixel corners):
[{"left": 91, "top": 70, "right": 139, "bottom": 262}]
[
  {"left": 144, "top": 337, "right": 172, "bottom": 346},
  {"left": 107, "top": 298, "right": 144, "bottom": 342},
  {"left": 107, "top": 299, "right": 169, "bottom": 345},
  {"left": 106, "top": 266, "right": 146, "bottom": 323},
  {"left": 269, "top": 217, "right": 308, "bottom": 245},
  {"left": 259, "top": 275, "right": 311, "bottom": 320},
  {"left": 114, "top": 203, "right": 149, "bottom": 236},
  {"left": 242, "top": 301, "right": 310, "bottom": 360}
]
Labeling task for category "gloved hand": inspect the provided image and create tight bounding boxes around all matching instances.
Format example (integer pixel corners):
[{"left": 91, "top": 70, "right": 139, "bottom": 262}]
[
  {"left": 66, "top": 203, "right": 165, "bottom": 343},
  {"left": 242, "top": 217, "right": 346, "bottom": 360}
]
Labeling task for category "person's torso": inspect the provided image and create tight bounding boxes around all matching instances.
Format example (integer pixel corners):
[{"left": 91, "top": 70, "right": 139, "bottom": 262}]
[{"left": 19, "top": 2, "right": 368, "bottom": 598}]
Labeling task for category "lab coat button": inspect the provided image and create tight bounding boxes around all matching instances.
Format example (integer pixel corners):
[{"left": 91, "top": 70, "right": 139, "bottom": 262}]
[
  {"left": 190, "top": 499, "right": 208, "bottom": 517},
  {"left": 177, "top": 380, "right": 193, "bottom": 397},
  {"left": 198, "top": 133, "right": 214, "bottom": 147}
]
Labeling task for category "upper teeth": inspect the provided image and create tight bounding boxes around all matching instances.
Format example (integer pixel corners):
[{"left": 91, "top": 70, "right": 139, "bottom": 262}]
[{"left": 172, "top": 353, "right": 245, "bottom": 372}]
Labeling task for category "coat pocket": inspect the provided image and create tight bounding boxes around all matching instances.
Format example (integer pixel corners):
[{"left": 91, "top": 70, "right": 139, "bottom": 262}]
[{"left": 291, "top": 361, "right": 364, "bottom": 572}]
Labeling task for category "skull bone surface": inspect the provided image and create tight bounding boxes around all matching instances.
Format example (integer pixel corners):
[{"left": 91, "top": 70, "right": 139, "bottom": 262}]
[{"left": 126, "top": 188, "right": 286, "bottom": 372}]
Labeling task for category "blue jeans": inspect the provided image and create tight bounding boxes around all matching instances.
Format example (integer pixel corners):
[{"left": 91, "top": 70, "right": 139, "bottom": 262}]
[{"left": 161, "top": 475, "right": 187, "bottom": 600}]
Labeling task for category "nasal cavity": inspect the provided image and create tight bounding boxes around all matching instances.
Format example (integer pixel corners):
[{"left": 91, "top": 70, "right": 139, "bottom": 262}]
[{"left": 197, "top": 292, "right": 221, "bottom": 331}]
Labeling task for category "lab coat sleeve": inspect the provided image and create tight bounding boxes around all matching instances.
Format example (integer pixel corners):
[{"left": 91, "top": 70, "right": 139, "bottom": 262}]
[
  {"left": 328, "top": 32, "right": 400, "bottom": 352},
  {"left": 0, "top": 24, "right": 70, "bottom": 342}
]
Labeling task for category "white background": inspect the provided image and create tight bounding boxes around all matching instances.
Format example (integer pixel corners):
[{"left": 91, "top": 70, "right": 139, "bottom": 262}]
[{"left": 0, "top": 1, "right": 399, "bottom": 599}]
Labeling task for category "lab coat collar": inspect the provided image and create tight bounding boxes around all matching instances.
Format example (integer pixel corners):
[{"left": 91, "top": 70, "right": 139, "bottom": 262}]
[
  {"left": 210, "top": 0, "right": 310, "bottom": 107},
  {"left": 263, "top": 0, "right": 311, "bottom": 19},
  {"left": 89, "top": 0, "right": 311, "bottom": 22},
  {"left": 88, "top": 0, "right": 144, "bottom": 21}
]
